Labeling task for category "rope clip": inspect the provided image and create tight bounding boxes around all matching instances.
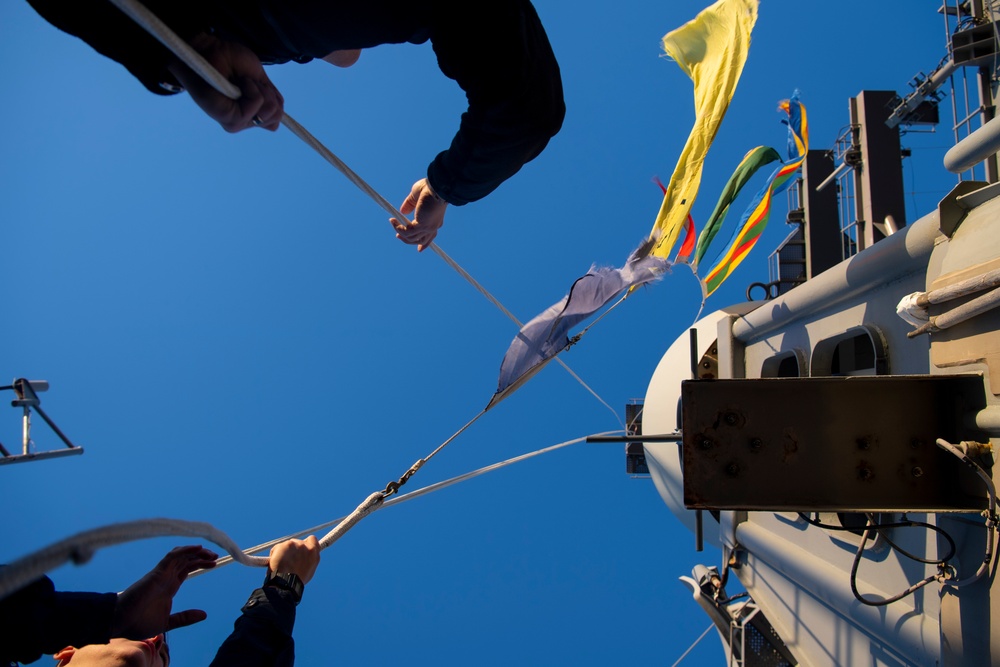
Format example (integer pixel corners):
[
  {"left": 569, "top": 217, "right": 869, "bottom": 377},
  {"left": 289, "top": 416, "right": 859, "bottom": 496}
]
[{"left": 382, "top": 458, "right": 428, "bottom": 497}]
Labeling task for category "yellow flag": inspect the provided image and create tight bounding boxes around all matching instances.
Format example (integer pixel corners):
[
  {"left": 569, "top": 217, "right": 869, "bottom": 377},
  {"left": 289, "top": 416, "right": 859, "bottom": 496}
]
[{"left": 649, "top": 0, "right": 758, "bottom": 259}]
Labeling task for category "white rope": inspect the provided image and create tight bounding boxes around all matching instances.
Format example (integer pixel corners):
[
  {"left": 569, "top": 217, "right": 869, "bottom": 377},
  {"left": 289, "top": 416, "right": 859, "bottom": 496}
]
[
  {"left": 208, "top": 432, "right": 607, "bottom": 569},
  {"left": 106, "top": 0, "right": 619, "bottom": 425},
  {"left": 101, "top": 0, "right": 627, "bottom": 548},
  {"left": 0, "top": 433, "right": 611, "bottom": 596},
  {"left": 0, "top": 518, "right": 267, "bottom": 600},
  {"left": 105, "top": 0, "right": 518, "bottom": 330}
]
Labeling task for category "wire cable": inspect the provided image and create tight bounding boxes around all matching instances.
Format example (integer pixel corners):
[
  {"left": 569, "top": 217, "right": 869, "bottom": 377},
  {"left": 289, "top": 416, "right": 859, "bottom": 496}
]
[
  {"left": 850, "top": 515, "right": 940, "bottom": 607},
  {"left": 797, "top": 512, "right": 959, "bottom": 606},
  {"left": 205, "top": 432, "right": 609, "bottom": 571},
  {"left": 0, "top": 432, "right": 610, "bottom": 597},
  {"left": 935, "top": 439, "right": 998, "bottom": 587},
  {"left": 669, "top": 624, "right": 715, "bottom": 667},
  {"left": 106, "top": 0, "right": 623, "bottom": 428},
  {"left": 797, "top": 512, "right": 957, "bottom": 563}
]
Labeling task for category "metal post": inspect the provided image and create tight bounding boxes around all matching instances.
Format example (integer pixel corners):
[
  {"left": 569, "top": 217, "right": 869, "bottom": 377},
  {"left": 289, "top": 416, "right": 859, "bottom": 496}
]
[
  {"left": 690, "top": 327, "right": 704, "bottom": 553},
  {"left": 22, "top": 407, "right": 30, "bottom": 455}
]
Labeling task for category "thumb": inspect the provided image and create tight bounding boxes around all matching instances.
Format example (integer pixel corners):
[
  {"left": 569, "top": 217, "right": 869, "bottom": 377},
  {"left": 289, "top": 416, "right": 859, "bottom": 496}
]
[
  {"left": 399, "top": 190, "right": 419, "bottom": 216},
  {"left": 168, "top": 609, "right": 208, "bottom": 631}
]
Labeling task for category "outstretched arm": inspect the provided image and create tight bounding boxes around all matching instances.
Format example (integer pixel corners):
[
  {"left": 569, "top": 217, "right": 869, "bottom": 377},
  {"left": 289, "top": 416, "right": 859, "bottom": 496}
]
[
  {"left": 391, "top": 0, "right": 564, "bottom": 250},
  {"left": 0, "top": 545, "right": 216, "bottom": 665},
  {"left": 425, "top": 0, "right": 565, "bottom": 206},
  {"left": 209, "top": 537, "right": 321, "bottom": 667},
  {"left": 111, "top": 544, "right": 219, "bottom": 639}
]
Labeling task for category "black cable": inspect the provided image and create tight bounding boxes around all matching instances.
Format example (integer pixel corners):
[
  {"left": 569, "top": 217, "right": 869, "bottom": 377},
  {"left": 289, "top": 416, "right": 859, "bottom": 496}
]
[
  {"left": 850, "top": 517, "right": 940, "bottom": 607},
  {"left": 799, "top": 512, "right": 959, "bottom": 606},
  {"left": 798, "top": 512, "right": 956, "bottom": 563},
  {"left": 877, "top": 514, "right": 957, "bottom": 564}
]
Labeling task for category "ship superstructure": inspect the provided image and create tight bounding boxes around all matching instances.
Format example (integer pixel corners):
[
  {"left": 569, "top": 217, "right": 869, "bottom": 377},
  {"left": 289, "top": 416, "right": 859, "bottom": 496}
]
[{"left": 635, "top": 3, "right": 1000, "bottom": 664}]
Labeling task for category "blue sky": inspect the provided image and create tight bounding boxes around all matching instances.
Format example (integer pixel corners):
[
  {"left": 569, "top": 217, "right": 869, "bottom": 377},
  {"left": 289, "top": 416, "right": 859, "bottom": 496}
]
[{"left": 2, "top": 2, "right": 955, "bottom": 665}]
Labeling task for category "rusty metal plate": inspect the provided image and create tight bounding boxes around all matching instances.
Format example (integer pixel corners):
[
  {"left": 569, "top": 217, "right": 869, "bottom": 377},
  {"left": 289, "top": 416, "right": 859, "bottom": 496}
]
[{"left": 681, "top": 376, "right": 989, "bottom": 512}]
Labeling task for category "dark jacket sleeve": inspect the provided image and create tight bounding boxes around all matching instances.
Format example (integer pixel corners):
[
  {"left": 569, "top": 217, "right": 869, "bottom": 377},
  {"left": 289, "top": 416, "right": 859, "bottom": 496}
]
[
  {"left": 25, "top": 0, "right": 564, "bottom": 206},
  {"left": 25, "top": 0, "right": 210, "bottom": 95},
  {"left": 208, "top": 587, "right": 298, "bottom": 667},
  {"left": 0, "top": 574, "right": 116, "bottom": 665},
  {"left": 427, "top": 0, "right": 565, "bottom": 206}
]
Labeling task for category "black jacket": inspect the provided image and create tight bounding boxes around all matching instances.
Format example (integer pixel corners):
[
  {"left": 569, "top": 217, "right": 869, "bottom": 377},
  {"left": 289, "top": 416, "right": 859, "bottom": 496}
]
[
  {"left": 0, "top": 575, "right": 298, "bottom": 666},
  {"left": 0, "top": 574, "right": 116, "bottom": 666},
  {"left": 26, "top": 0, "right": 565, "bottom": 206},
  {"left": 209, "top": 586, "right": 299, "bottom": 667}
]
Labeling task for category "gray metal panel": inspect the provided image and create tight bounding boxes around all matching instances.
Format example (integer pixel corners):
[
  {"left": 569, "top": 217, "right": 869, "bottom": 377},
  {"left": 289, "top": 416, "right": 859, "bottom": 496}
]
[
  {"left": 681, "top": 376, "right": 989, "bottom": 511},
  {"left": 732, "top": 206, "right": 939, "bottom": 343}
]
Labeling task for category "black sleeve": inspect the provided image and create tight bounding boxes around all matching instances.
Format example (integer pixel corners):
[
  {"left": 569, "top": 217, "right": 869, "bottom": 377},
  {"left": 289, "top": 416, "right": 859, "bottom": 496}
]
[
  {"left": 208, "top": 587, "right": 297, "bottom": 667},
  {"left": 0, "top": 574, "right": 116, "bottom": 665},
  {"left": 427, "top": 0, "right": 565, "bottom": 205},
  {"left": 25, "top": 0, "right": 211, "bottom": 95}
]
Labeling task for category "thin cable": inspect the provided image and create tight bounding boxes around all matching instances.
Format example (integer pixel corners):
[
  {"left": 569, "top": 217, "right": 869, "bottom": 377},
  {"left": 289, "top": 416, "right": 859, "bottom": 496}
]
[
  {"left": 798, "top": 511, "right": 957, "bottom": 606},
  {"left": 105, "top": 0, "right": 629, "bottom": 555},
  {"left": 878, "top": 515, "right": 957, "bottom": 565},
  {"left": 108, "top": 0, "right": 619, "bottom": 423},
  {"left": 0, "top": 433, "right": 609, "bottom": 591},
  {"left": 850, "top": 515, "right": 940, "bottom": 607},
  {"left": 381, "top": 409, "right": 489, "bottom": 498},
  {"left": 669, "top": 624, "right": 715, "bottom": 667},
  {"left": 935, "top": 438, "right": 998, "bottom": 587},
  {"left": 104, "top": 0, "right": 518, "bottom": 337},
  {"left": 551, "top": 360, "right": 624, "bottom": 429},
  {"left": 206, "top": 432, "right": 608, "bottom": 570},
  {"left": 797, "top": 512, "right": 957, "bottom": 563}
]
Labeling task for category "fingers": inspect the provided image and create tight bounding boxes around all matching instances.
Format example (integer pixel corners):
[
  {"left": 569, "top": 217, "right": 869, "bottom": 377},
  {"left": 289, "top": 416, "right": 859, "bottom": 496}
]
[
  {"left": 399, "top": 181, "right": 421, "bottom": 216},
  {"left": 236, "top": 76, "right": 283, "bottom": 132},
  {"left": 172, "top": 32, "right": 284, "bottom": 133},
  {"left": 167, "top": 609, "right": 208, "bottom": 631},
  {"left": 157, "top": 545, "right": 219, "bottom": 587},
  {"left": 392, "top": 179, "right": 447, "bottom": 252},
  {"left": 391, "top": 217, "right": 436, "bottom": 252},
  {"left": 269, "top": 536, "right": 321, "bottom": 584}
]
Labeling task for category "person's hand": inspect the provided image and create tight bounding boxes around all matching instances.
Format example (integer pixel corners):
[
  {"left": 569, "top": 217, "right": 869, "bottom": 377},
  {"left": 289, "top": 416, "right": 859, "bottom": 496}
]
[
  {"left": 167, "top": 32, "right": 284, "bottom": 132},
  {"left": 268, "top": 536, "right": 320, "bottom": 584},
  {"left": 390, "top": 178, "right": 448, "bottom": 252},
  {"left": 110, "top": 545, "right": 218, "bottom": 639}
]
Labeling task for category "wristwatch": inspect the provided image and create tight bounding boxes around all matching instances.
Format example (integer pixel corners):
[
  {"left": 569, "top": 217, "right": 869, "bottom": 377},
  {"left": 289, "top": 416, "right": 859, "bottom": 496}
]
[{"left": 263, "top": 569, "right": 304, "bottom": 604}]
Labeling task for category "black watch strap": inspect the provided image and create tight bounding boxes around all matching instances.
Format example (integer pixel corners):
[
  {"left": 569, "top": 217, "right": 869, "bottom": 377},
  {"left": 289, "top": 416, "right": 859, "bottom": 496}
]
[{"left": 263, "top": 569, "right": 304, "bottom": 604}]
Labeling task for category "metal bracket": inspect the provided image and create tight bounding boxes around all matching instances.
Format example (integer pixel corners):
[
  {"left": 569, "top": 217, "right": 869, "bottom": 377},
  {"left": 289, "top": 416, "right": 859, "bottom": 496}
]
[
  {"left": 681, "top": 375, "right": 989, "bottom": 512},
  {"left": 0, "top": 379, "right": 83, "bottom": 466}
]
